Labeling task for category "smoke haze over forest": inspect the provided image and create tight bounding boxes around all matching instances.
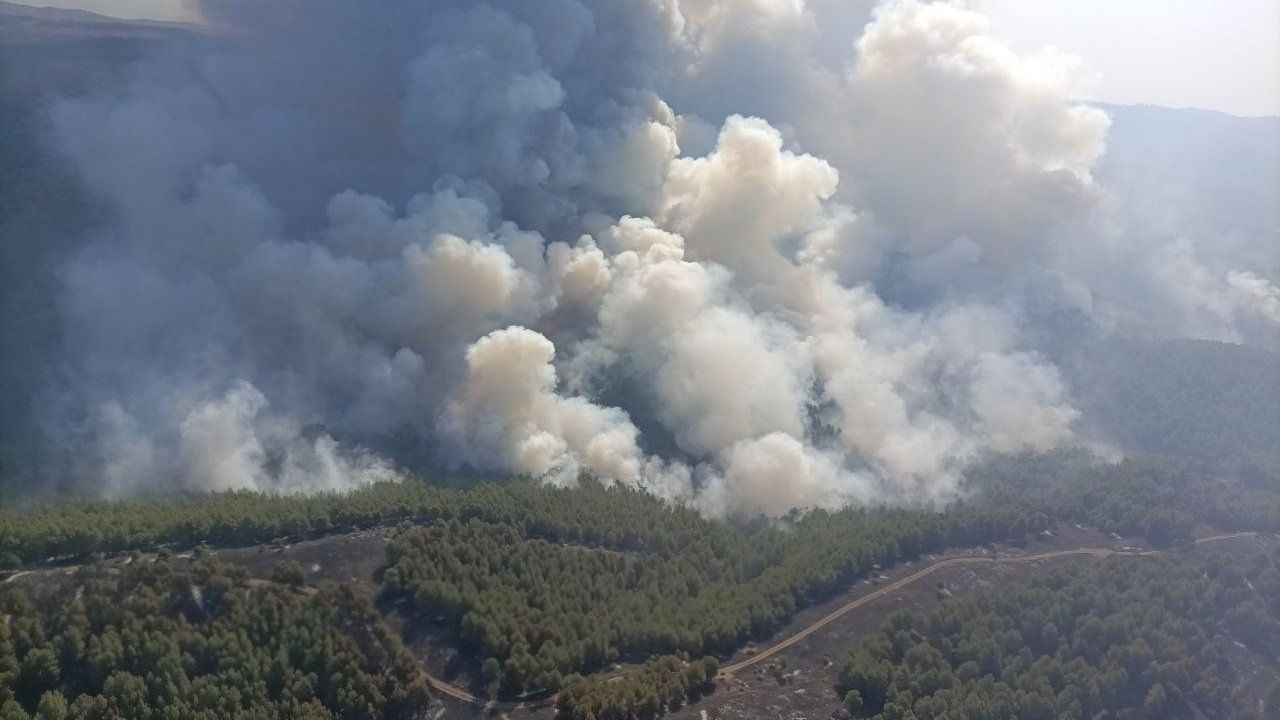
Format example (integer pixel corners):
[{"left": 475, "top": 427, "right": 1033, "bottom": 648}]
[{"left": 0, "top": 0, "right": 1276, "bottom": 514}]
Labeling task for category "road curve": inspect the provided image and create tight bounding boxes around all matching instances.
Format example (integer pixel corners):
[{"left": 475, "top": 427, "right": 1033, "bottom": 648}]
[
  {"left": 3, "top": 531, "right": 1260, "bottom": 708},
  {"left": 417, "top": 531, "right": 1264, "bottom": 705},
  {"left": 718, "top": 531, "right": 1258, "bottom": 677},
  {"left": 718, "top": 547, "right": 1125, "bottom": 677},
  {"left": 425, "top": 675, "right": 489, "bottom": 706}
]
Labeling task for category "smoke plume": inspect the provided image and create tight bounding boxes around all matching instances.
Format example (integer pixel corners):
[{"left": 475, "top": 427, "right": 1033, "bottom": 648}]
[{"left": 6, "top": 0, "right": 1277, "bottom": 514}]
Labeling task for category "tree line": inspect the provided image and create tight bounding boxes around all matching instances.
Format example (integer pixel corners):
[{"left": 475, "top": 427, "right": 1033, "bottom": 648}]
[
  {"left": 0, "top": 479, "right": 736, "bottom": 564},
  {"left": 556, "top": 655, "right": 718, "bottom": 720},
  {"left": 381, "top": 493, "right": 1050, "bottom": 695},
  {"left": 1071, "top": 337, "right": 1280, "bottom": 478},
  {"left": 964, "top": 449, "right": 1280, "bottom": 545},
  {"left": 0, "top": 559, "right": 427, "bottom": 719},
  {"left": 2, "top": 451, "right": 1275, "bottom": 568},
  {"left": 377, "top": 456, "right": 1280, "bottom": 701},
  {"left": 836, "top": 551, "right": 1280, "bottom": 720},
  {"left": 0, "top": 452, "right": 1276, "bottom": 716}
]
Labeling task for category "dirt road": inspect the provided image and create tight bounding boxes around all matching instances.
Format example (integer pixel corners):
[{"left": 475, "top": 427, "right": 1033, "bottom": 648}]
[
  {"left": 3, "top": 530, "right": 1259, "bottom": 709},
  {"left": 414, "top": 531, "right": 1263, "bottom": 706},
  {"left": 718, "top": 531, "right": 1257, "bottom": 677},
  {"left": 718, "top": 547, "right": 1132, "bottom": 676}
]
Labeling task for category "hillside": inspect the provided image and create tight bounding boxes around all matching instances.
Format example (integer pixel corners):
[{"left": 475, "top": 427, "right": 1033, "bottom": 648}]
[
  {"left": 1069, "top": 338, "right": 1280, "bottom": 477},
  {"left": 0, "top": 1, "right": 202, "bottom": 38},
  {"left": 1098, "top": 104, "right": 1279, "bottom": 251},
  {"left": 0, "top": 461, "right": 1276, "bottom": 718},
  {"left": 0, "top": 6, "right": 1276, "bottom": 720}
]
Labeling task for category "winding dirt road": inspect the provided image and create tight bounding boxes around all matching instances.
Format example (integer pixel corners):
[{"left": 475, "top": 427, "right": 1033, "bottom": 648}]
[
  {"left": 719, "top": 532, "right": 1257, "bottom": 677},
  {"left": 419, "top": 531, "right": 1260, "bottom": 707},
  {"left": 3, "top": 531, "right": 1260, "bottom": 710},
  {"left": 718, "top": 547, "right": 1138, "bottom": 676}
]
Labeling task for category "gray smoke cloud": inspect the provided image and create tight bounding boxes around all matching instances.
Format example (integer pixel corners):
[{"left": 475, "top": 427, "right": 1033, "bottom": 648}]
[{"left": 10, "top": 0, "right": 1277, "bottom": 514}]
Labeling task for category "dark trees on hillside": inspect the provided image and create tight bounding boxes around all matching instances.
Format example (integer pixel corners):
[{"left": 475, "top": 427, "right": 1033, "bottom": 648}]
[
  {"left": 837, "top": 554, "right": 1280, "bottom": 720},
  {"left": 0, "top": 560, "right": 427, "bottom": 719}
]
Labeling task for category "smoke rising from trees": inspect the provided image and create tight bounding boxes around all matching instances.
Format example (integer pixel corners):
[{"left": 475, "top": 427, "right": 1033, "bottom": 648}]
[{"left": 7, "top": 0, "right": 1277, "bottom": 514}]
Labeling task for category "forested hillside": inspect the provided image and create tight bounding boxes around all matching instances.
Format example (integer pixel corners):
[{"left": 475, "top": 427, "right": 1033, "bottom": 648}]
[
  {"left": 964, "top": 450, "right": 1280, "bottom": 545},
  {"left": 1069, "top": 339, "right": 1280, "bottom": 477},
  {"left": 382, "top": 500, "right": 1029, "bottom": 695},
  {"left": 0, "top": 453, "right": 1276, "bottom": 714},
  {"left": 0, "top": 3, "right": 1275, "bottom": 720},
  {"left": 7, "top": 449, "right": 1276, "bottom": 568},
  {"left": 0, "top": 558, "right": 427, "bottom": 719},
  {"left": 836, "top": 552, "right": 1280, "bottom": 720}
]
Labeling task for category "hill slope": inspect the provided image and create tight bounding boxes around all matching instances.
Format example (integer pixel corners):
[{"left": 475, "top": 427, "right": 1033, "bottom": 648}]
[{"left": 1070, "top": 338, "right": 1280, "bottom": 477}]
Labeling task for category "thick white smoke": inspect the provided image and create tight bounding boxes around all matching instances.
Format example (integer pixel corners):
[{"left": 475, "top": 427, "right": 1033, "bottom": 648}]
[
  {"left": 440, "top": 326, "right": 644, "bottom": 486},
  {"left": 21, "top": 0, "right": 1277, "bottom": 513}
]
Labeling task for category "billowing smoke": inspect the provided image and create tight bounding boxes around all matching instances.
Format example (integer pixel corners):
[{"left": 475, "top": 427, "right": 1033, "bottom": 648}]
[{"left": 8, "top": 0, "right": 1277, "bottom": 514}]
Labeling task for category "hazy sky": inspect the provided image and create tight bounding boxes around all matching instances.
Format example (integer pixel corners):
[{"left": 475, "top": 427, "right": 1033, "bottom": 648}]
[
  {"left": 11, "top": 0, "right": 1280, "bottom": 117},
  {"left": 980, "top": 0, "right": 1280, "bottom": 117}
]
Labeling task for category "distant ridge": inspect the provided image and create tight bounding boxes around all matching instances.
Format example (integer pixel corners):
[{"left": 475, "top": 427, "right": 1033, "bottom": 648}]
[
  {"left": 0, "top": 0, "right": 205, "bottom": 40},
  {"left": 1096, "top": 101, "right": 1280, "bottom": 122}
]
